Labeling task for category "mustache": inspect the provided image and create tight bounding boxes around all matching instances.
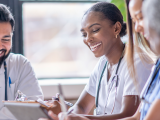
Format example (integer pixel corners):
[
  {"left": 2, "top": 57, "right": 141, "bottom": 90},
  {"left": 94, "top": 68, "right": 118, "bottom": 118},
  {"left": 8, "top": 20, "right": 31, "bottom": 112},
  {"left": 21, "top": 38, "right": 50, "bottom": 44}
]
[{"left": 0, "top": 49, "right": 7, "bottom": 53}]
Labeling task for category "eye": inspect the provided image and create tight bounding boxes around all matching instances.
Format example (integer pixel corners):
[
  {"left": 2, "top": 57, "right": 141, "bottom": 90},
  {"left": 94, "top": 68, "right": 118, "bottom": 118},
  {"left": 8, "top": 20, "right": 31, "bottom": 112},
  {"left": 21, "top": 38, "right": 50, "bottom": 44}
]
[
  {"left": 136, "top": 13, "right": 143, "bottom": 21},
  {"left": 2, "top": 39, "right": 10, "bottom": 42},
  {"left": 133, "top": 21, "right": 135, "bottom": 25},
  {"left": 81, "top": 33, "right": 87, "bottom": 37},
  {"left": 138, "top": 16, "right": 143, "bottom": 21},
  {"left": 93, "top": 28, "right": 100, "bottom": 33}
]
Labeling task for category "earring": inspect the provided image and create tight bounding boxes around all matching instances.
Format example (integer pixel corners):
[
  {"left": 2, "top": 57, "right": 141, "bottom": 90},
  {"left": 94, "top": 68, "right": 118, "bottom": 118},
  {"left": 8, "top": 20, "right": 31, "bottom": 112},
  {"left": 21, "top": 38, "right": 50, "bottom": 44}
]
[{"left": 116, "top": 34, "right": 118, "bottom": 38}]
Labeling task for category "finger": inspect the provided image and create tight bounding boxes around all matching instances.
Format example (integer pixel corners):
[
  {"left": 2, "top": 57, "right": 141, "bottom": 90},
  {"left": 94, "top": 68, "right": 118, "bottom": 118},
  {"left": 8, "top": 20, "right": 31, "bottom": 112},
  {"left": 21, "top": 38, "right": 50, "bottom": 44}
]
[
  {"left": 48, "top": 111, "right": 59, "bottom": 120},
  {"left": 38, "top": 118, "right": 49, "bottom": 120},
  {"left": 67, "top": 114, "right": 89, "bottom": 120},
  {"left": 56, "top": 93, "right": 60, "bottom": 99},
  {"left": 58, "top": 112, "right": 67, "bottom": 120}
]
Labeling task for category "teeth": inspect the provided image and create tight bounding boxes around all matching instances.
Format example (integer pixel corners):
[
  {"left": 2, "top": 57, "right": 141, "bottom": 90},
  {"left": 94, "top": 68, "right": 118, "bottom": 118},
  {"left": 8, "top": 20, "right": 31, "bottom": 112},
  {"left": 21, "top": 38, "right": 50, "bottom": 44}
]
[
  {"left": 90, "top": 43, "right": 101, "bottom": 49},
  {"left": 0, "top": 51, "right": 2, "bottom": 54}
]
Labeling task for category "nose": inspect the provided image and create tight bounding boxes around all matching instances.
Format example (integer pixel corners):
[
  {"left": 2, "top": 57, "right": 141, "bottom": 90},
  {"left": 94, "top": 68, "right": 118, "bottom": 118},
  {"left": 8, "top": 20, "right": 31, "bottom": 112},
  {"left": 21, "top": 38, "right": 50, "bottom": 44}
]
[
  {"left": 134, "top": 22, "right": 141, "bottom": 33},
  {"left": 85, "top": 34, "right": 93, "bottom": 43}
]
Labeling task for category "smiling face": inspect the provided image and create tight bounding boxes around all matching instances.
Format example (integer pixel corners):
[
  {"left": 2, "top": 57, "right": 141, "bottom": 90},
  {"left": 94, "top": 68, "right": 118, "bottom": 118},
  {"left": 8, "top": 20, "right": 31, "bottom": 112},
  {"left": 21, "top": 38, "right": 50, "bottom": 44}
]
[
  {"left": 129, "top": 0, "right": 148, "bottom": 39},
  {"left": 81, "top": 12, "right": 117, "bottom": 58},
  {"left": 0, "top": 22, "right": 12, "bottom": 65}
]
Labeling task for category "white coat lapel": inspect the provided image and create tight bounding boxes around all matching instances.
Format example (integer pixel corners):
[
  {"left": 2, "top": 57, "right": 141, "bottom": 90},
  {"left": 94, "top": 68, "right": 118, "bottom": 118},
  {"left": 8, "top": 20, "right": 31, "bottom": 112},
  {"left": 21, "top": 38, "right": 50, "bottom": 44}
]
[{"left": 0, "top": 65, "right": 5, "bottom": 109}]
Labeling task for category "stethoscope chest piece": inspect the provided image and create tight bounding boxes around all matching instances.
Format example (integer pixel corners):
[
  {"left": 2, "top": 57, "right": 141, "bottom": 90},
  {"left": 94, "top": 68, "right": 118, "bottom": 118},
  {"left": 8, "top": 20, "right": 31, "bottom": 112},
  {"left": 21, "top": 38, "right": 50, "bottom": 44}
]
[{"left": 94, "top": 107, "right": 100, "bottom": 115}]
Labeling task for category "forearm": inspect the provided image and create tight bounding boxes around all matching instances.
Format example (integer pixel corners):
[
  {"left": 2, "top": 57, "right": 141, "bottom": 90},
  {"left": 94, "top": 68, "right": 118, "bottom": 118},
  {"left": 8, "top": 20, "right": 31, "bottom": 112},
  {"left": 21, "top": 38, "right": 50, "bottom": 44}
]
[
  {"left": 118, "top": 116, "right": 138, "bottom": 120},
  {"left": 68, "top": 90, "right": 95, "bottom": 115},
  {"left": 144, "top": 99, "right": 160, "bottom": 120},
  {"left": 69, "top": 104, "right": 86, "bottom": 114},
  {"left": 84, "top": 112, "right": 131, "bottom": 120}
]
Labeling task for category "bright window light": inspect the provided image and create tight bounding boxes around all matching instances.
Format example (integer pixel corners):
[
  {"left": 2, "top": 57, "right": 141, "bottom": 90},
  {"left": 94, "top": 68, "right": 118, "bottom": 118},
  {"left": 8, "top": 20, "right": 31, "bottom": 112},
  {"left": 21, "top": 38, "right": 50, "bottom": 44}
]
[{"left": 23, "top": 3, "right": 99, "bottom": 79}]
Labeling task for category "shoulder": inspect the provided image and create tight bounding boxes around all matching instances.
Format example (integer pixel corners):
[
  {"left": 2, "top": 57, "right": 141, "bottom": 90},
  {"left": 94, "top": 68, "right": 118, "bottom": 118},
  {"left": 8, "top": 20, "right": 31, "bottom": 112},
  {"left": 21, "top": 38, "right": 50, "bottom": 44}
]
[
  {"left": 91, "top": 55, "right": 107, "bottom": 75},
  {"left": 6, "top": 53, "right": 31, "bottom": 69},
  {"left": 7, "top": 53, "right": 29, "bottom": 64},
  {"left": 97, "top": 55, "right": 107, "bottom": 68}
]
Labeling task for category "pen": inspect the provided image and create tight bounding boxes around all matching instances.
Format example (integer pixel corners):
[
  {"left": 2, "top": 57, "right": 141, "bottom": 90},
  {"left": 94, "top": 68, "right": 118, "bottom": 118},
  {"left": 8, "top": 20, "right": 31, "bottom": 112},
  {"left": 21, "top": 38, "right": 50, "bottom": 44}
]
[
  {"left": 67, "top": 109, "right": 74, "bottom": 115},
  {"left": 52, "top": 92, "right": 74, "bottom": 107},
  {"left": 52, "top": 96, "right": 73, "bottom": 107},
  {"left": 9, "top": 77, "right": 11, "bottom": 88}
]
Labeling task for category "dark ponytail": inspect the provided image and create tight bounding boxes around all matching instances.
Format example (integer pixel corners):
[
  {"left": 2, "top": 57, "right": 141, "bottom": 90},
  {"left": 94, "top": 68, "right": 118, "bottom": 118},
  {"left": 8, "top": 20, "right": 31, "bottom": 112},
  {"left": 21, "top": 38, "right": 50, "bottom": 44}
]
[{"left": 120, "top": 22, "right": 127, "bottom": 37}]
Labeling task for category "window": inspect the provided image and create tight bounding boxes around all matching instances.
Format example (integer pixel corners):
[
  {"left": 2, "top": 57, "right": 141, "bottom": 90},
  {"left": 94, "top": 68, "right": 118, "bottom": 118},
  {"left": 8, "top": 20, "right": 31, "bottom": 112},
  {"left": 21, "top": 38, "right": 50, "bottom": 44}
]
[{"left": 23, "top": 2, "right": 99, "bottom": 79}]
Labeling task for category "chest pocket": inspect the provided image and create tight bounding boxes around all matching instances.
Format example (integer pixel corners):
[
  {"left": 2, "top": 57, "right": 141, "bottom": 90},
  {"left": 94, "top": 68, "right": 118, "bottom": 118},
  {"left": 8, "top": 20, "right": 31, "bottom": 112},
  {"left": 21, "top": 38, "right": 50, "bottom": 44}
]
[{"left": 8, "top": 83, "right": 16, "bottom": 100}]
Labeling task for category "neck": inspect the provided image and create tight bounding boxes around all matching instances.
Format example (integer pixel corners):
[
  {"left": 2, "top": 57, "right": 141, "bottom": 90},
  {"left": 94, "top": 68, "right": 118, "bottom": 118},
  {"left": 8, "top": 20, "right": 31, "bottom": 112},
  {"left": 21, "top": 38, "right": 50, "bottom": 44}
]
[{"left": 105, "top": 40, "right": 124, "bottom": 67}]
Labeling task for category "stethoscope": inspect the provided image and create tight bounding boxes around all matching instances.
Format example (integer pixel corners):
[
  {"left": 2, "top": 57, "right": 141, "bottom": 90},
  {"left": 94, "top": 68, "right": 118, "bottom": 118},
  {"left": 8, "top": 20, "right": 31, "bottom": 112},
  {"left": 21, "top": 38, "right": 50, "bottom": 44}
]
[
  {"left": 95, "top": 44, "right": 125, "bottom": 115},
  {"left": 4, "top": 61, "right": 8, "bottom": 101},
  {"left": 140, "top": 59, "right": 160, "bottom": 104}
]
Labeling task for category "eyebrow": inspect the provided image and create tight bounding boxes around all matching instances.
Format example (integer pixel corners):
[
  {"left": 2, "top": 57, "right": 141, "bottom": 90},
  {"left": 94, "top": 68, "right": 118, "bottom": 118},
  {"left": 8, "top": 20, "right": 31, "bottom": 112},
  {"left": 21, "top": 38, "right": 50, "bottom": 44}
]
[
  {"left": 135, "top": 10, "right": 142, "bottom": 17},
  {"left": 3, "top": 35, "right": 11, "bottom": 38},
  {"left": 80, "top": 23, "right": 101, "bottom": 32}
]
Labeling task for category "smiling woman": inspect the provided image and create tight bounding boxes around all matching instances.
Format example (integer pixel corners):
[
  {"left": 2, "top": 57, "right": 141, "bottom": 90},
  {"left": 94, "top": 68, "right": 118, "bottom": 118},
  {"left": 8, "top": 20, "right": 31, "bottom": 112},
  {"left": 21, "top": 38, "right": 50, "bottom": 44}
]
[
  {"left": 41, "top": 2, "right": 152, "bottom": 120},
  {"left": 44, "top": 2, "right": 152, "bottom": 120},
  {"left": 40, "top": 2, "right": 152, "bottom": 120},
  {"left": 81, "top": 12, "right": 125, "bottom": 59}
]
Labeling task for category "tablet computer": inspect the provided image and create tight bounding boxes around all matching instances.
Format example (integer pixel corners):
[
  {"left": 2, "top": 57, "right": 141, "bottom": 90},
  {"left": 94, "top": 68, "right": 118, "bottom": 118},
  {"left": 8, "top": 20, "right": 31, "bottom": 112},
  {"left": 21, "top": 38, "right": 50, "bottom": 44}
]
[{"left": 4, "top": 102, "right": 53, "bottom": 120}]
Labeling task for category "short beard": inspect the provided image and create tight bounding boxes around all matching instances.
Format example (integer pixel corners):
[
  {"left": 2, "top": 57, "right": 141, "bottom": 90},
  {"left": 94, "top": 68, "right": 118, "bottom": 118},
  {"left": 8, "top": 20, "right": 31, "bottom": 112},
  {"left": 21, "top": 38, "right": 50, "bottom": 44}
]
[{"left": 0, "top": 49, "right": 11, "bottom": 67}]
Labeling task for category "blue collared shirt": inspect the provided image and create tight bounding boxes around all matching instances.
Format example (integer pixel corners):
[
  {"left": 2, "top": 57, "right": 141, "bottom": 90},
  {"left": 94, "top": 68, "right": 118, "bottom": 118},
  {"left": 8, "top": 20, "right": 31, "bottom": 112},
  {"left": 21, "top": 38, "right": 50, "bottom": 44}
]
[{"left": 140, "top": 59, "right": 160, "bottom": 120}]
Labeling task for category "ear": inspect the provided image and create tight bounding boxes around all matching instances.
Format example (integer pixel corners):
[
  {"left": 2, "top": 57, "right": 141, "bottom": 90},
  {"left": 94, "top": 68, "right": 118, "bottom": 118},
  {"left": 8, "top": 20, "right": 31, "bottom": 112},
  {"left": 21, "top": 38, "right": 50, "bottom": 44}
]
[{"left": 114, "top": 21, "right": 122, "bottom": 36}]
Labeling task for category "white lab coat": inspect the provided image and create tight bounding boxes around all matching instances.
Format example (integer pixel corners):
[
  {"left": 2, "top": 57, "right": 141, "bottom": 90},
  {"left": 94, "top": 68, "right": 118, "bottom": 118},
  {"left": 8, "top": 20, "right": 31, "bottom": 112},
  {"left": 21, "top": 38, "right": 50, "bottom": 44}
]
[
  {"left": 0, "top": 53, "right": 43, "bottom": 120},
  {"left": 85, "top": 54, "right": 152, "bottom": 115}
]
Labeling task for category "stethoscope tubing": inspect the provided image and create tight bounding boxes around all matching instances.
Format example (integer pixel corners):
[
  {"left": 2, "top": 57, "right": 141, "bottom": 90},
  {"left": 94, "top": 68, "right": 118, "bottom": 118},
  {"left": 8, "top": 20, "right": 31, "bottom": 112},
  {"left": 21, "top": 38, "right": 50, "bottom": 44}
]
[
  {"left": 95, "top": 44, "right": 125, "bottom": 110},
  {"left": 4, "top": 61, "right": 8, "bottom": 100}
]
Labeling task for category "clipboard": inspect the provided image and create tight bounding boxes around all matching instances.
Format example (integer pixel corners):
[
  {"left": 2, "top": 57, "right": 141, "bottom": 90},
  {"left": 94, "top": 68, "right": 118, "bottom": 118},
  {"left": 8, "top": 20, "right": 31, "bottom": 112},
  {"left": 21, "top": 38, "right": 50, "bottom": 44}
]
[{"left": 4, "top": 102, "right": 53, "bottom": 120}]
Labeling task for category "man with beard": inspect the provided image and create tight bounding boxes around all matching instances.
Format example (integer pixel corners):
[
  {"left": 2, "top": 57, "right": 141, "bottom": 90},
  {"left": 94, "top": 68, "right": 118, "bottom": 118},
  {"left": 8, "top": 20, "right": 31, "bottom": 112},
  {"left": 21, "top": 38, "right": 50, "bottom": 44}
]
[{"left": 0, "top": 4, "right": 43, "bottom": 119}]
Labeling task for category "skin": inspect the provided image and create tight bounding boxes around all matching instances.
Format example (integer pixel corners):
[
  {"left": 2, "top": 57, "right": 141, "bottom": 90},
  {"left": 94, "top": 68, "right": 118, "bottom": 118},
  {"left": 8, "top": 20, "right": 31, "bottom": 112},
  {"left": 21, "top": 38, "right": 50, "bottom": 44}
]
[
  {"left": 39, "top": 111, "right": 90, "bottom": 120},
  {"left": 121, "top": 0, "right": 160, "bottom": 120},
  {"left": 40, "top": 11, "right": 140, "bottom": 120},
  {"left": 120, "top": 0, "right": 147, "bottom": 120},
  {"left": 129, "top": 0, "right": 146, "bottom": 38},
  {"left": 143, "top": 99, "right": 160, "bottom": 120},
  {"left": 144, "top": 19, "right": 160, "bottom": 56},
  {"left": 119, "top": 104, "right": 141, "bottom": 120},
  {"left": 81, "top": 12, "right": 123, "bottom": 67},
  {"left": 0, "top": 22, "right": 12, "bottom": 66},
  {"left": 74, "top": 12, "right": 140, "bottom": 119},
  {"left": 141, "top": 8, "right": 160, "bottom": 119}
]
